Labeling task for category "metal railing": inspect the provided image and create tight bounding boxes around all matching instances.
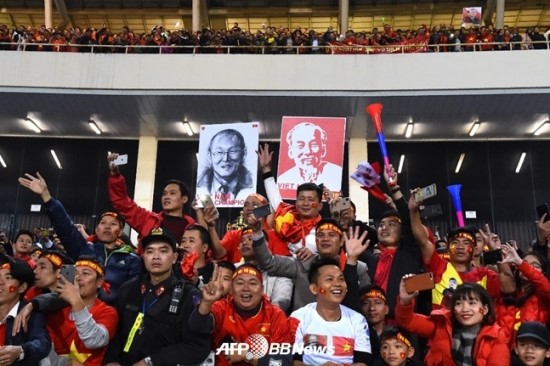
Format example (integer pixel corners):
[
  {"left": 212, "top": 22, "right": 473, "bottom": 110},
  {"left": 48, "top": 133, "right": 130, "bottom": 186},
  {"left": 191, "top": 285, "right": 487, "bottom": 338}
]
[{"left": 0, "top": 40, "right": 549, "bottom": 54}]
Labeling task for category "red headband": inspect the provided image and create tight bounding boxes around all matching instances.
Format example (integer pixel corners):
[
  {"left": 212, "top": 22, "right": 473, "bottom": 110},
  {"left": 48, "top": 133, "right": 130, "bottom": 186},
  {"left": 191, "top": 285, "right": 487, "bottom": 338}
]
[
  {"left": 241, "top": 228, "right": 253, "bottom": 236},
  {"left": 233, "top": 266, "right": 262, "bottom": 282},
  {"left": 247, "top": 193, "right": 267, "bottom": 205},
  {"left": 396, "top": 333, "right": 412, "bottom": 348},
  {"left": 361, "top": 289, "right": 387, "bottom": 303},
  {"left": 0, "top": 263, "right": 10, "bottom": 270},
  {"left": 76, "top": 260, "right": 105, "bottom": 277},
  {"left": 450, "top": 232, "right": 475, "bottom": 243},
  {"left": 44, "top": 253, "right": 63, "bottom": 268},
  {"left": 317, "top": 223, "right": 343, "bottom": 236}
]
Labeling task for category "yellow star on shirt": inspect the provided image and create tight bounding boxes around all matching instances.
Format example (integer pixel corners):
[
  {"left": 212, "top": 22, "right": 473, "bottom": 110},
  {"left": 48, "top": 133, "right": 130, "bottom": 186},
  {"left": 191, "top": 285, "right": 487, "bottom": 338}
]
[
  {"left": 69, "top": 340, "right": 92, "bottom": 363},
  {"left": 260, "top": 326, "right": 267, "bottom": 333},
  {"left": 342, "top": 343, "right": 352, "bottom": 353}
]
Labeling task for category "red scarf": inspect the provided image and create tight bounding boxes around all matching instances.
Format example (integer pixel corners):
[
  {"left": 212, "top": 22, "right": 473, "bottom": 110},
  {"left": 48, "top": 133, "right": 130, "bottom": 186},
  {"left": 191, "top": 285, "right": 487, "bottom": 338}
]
[
  {"left": 274, "top": 202, "right": 320, "bottom": 245},
  {"left": 374, "top": 246, "right": 397, "bottom": 293}
]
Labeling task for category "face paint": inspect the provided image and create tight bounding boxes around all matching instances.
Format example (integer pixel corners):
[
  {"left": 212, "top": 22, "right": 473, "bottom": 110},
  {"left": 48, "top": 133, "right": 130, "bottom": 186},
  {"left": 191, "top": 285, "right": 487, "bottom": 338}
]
[
  {"left": 466, "top": 245, "right": 473, "bottom": 254},
  {"left": 381, "top": 352, "right": 387, "bottom": 359},
  {"left": 449, "top": 243, "right": 457, "bottom": 253},
  {"left": 400, "top": 352, "right": 406, "bottom": 360},
  {"left": 479, "top": 307, "right": 484, "bottom": 315},
  {"left": 311, "top": 203, "right": 318, "bottom": 208},
  {"left": 8, "top": 285, "right": 16, "bottom": 293},
  {"left": 319, "top": 288, "right": 327, "bottom": 295}
]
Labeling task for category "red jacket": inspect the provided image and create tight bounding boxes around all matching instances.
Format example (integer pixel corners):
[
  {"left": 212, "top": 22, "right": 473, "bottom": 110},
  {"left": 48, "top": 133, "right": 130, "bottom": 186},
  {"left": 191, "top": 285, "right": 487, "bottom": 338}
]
[
  {"left": 396, "top": 298, "right": 510, "bottom": 366},
  {"left": 108, "top": 173, "right": 195, "bottom": 251},
  {"left": 496, "top": 260, "right": 550, "bottom": 347}
]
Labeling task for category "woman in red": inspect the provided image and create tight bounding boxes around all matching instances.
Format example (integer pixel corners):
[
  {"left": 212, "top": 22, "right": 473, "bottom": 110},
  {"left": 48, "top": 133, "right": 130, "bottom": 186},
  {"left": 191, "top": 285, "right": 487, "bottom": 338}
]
[
  {"left": 396, "top": 275, "right": 509, "bottom": 366},
  {"left": 497, "top": 243, "right": 550, "bottom": 348}
]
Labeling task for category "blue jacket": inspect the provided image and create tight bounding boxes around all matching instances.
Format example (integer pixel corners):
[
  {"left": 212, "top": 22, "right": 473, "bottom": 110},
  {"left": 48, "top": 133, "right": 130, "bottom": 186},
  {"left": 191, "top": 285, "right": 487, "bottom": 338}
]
[
  {"left": 43, "top": 198, "right": 142, "bottom": 305},
  {"left": 6, "top": 301, "right": 51, "bottom": 366}
]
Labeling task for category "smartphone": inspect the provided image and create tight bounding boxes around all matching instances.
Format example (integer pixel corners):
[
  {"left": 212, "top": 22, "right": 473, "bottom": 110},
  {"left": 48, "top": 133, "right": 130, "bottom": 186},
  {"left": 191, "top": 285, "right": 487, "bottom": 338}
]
[
  {"left": 252, "top": 203, "right": 271, "bottom": 219},
  {"left": 60, "top": 264, "right": 76, "bottom": 284},
  {"left": 113, "top": 154, "right": 128, "bottom": 166},
  {"left": 332, "top": 197, "right": 352, "bottom": 212},
  {"left": 414, "top": 183, "right": 437, "bottom": 203},
  {"left": 536, "top": 203, "right": 550, "bottom": 222},
  {"left": 404, "top": 272, "right": 435, "bottom": 293},
  {"left": 199, "top": 194, "right": 219, "bottom": 217},
  {"left": 483, "top": 249, "right": 503, "bottom": 265}
]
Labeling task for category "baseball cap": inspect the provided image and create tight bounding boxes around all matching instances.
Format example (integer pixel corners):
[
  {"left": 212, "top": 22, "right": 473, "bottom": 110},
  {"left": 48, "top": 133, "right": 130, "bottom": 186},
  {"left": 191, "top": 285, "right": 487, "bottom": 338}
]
[
  {"left": 141, "top": 228, "right": 176, "bottom": 251},
  {"left": 516, "top": 321, "right": 550, "bottom": 348},
  {"left": 0, "top": 254, "right": 35, "bottom": 290}
]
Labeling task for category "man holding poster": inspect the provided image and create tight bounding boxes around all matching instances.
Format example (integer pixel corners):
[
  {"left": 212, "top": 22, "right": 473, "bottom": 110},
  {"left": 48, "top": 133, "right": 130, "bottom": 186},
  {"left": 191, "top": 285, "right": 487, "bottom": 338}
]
[
  {"left": 277, "top": 117, "right": 346, "bottom": 200},
  {"left": 196, "top": 123, "right": 259, "bottom": 207}
]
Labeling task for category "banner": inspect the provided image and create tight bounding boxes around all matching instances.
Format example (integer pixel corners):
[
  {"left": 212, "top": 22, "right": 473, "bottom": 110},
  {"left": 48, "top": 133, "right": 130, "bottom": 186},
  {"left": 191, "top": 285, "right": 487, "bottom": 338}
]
[
  {"left": 196, "top": 122, "right": 259, "bottom": 207},
  {"left": 328, "top": 38, "right": 429, "bottom": 54},
  {"left": 277, "top": 117, "right": 346, "bottom": 200},
  {"left": 462, "top": 7, "right": 482, "bottom": 27}
]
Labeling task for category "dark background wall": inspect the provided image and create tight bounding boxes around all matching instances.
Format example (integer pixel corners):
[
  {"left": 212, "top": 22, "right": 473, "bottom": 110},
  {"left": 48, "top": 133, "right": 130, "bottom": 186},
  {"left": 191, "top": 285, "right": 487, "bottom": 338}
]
[{"left": 1, "top": 137, "right": 548, "bottom": 250}]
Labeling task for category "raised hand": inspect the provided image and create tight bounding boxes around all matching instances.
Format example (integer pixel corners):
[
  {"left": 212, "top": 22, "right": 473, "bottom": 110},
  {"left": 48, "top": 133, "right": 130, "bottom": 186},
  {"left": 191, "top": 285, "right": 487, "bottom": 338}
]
[
  {"left": 257, "top": 143, "right": 273, "bottom": 174},
  {"left": 408, "top": 188, "right": 422, "bottom": 212},
  {"left": 202, "top": 205, "right": 219, "bottom": 227},
  {"left": 246, "top": 213, "right": 262, "bottom": 234},
  {"left": 201, "top": 264, "right": 225, "bottom": 304},
  {"left": 383, "top": 164, "right": 398, "bottom": 187},
  {"left": 344, "top": 226, "right": 369, "bottom": 262},
  {"left": 18, "top": 172, "right": 52, "bottom": 202},
  {"left": 107, "top": 152, "right": 120, "bottom": 175},
  {"left": 478, "top": 224, "right": 501, "bottom": 250},
  {"left": 500, "top": 243, "right": 522, "bottom": 266}
]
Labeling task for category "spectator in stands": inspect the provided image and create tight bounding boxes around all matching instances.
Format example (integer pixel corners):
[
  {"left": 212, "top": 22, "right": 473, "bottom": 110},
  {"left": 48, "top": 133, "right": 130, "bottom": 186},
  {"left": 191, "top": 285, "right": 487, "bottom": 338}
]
[
  {"left": 191, "top": 263, "right": 292, "bottom": 366},
  {"left": 104, "top": 228, "right": 211, "bottom": 366},
  {"left": 496, "top": 243, "right": 550, "bottom": 348},
  {"left": 179, "top": 224, "right": 215, "bottom": 287},
  {"left": 396, "top": 277, "right": 510, "bottom": 365},
  {"left": 0, "top": 229, "right": 13, "bottom": 256},
  {"left": 108, "top": 152, "right": 196, "bottom": 246},
  {"left": 530, "top": 27, "right": 548, "bottom": 49},
  {"left": 534, "top": 212, "right": 550, "bottom": 260},
  {"left": 0, "top": 254, "right": 51, "bottom": 364},
  {"left": 18, "top": 172, "right": 142, "bottom": 305},
  {"left": 359, "top": 285, "right": 389, "bottom": 338},
  {"left": 289, "top": 257, "right": 373, "bottom": 366},
  {"left": 377, "top": 327, "right": 420, "bottom": 366},
  {"left": 12, "top": 230, "right": 36, "bottom": 267},
  {"left": 512, "top": 321, "right": 550, "bottom": 366},
  {"left": 24, "top": 249, "right": 74, "bottom": 301},
  {"left": 252, "top": 217, "right": 370, "bottom": 312},
  {"left": 237, "top": 226, "right": 293, "bottom": 312},
  {"left": 408, "top": 192, "right": 515, "bottom": 310}
]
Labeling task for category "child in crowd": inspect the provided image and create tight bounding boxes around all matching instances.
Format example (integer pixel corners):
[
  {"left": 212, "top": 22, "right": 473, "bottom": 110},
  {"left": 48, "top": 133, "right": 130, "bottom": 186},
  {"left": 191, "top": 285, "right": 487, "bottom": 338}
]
[
  {"left": 512, "top": 321, "right": 550, "bottom": 366},
  {"left": 376, "top": 327, "right": 421, "bottom": 366},
  {"left": 396, "top": 274, "right": 510, "bottom": 365}
]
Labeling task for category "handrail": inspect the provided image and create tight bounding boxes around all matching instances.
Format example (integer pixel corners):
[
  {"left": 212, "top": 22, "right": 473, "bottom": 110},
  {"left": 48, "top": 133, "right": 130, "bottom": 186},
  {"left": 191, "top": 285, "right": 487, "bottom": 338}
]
[{"left": 0, "top": 40, "right": 548, "bottom": 54}]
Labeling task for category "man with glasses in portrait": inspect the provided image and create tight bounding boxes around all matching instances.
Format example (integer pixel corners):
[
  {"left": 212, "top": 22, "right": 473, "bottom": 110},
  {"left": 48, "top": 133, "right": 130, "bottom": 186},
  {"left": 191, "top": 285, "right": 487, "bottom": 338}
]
[{"left": 197, "top": 129, "right": 254, "bottom": 205}]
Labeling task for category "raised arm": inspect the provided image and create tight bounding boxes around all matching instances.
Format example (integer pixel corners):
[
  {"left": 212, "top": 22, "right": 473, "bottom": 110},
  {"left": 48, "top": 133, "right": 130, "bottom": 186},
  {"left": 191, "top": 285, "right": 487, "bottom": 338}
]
[
  {"left": 18, "top": 172, "right": 89, "bottom": 260},
  {"left": 257, "top": 143, "right": 282, "bottom": 210},
  {"left": 477, "top": 224, "right": 516, "bottom": 295},
  {"left": 408, "top": 190, "right": 435, "bottom": 263}
]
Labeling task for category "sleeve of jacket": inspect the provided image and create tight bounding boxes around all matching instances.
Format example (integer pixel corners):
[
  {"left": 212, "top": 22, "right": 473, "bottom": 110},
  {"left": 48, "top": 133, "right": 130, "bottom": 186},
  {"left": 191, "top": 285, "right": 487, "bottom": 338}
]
[
  {"left": 149, "top": 286, "right": 211, "bottom": 366},
  {"left": 20, "top": 312, "right": 51, "bottom": 365},
  {"left": 253, "top": 234, "right": 299, "bottom": 279},
  {"left": 343, "top": 263, "right": 360, "bottom": 312},
  {"left": 108, "top": 173, "right": 156, "bottom": 236},
  {"left": 43, "top": 198, "right": 90, "bottom": 261},
  {"left": 268, "top": 276, "right": 294, "bottom": 312},
  {"left": 518, "top": 260, "right": 550, "bottom": 300},
  {"left": 395, "top": 298, "right": 437, "bottom": 340}
]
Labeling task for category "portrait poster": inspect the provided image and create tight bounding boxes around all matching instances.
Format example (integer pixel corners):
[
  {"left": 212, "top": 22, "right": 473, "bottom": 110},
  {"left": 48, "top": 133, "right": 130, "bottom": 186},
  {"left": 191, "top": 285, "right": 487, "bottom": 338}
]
[
  {"left": 277, "top": 116, "right": 346, "bottom": 200},
  {"left": 196, "top": 122, "right": 259, "bottom": 207},
  {"left": 462, "top": 7, "right": 482, "bottom": 27}
]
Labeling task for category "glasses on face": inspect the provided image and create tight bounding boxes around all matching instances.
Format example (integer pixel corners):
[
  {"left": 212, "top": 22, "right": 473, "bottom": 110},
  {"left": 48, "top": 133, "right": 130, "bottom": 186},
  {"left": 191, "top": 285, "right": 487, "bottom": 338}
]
[
  {"left": 210, "top": 149, "right": 243, "bottom": 159},
  {"left": 529, "top": 262, "right": 542, "bottom": 270}
]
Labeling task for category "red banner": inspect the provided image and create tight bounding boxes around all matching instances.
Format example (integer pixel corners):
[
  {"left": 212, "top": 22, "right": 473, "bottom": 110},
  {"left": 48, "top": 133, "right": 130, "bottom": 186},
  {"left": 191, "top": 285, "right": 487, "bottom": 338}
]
[{"left": 328, "top": 38, "right": 429, "bottom": 54}]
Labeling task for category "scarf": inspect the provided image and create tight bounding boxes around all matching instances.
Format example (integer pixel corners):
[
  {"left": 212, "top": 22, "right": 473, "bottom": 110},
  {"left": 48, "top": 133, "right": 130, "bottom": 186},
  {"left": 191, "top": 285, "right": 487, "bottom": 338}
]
[
  {"left": 274, "top": 202, "right": 320, "bottom": 245},
  {"left": 452, "top": 324, "right": 480, "bottom": 366},
  {"left": 374, "top": 246, "right": 397, "bottom": 293}
]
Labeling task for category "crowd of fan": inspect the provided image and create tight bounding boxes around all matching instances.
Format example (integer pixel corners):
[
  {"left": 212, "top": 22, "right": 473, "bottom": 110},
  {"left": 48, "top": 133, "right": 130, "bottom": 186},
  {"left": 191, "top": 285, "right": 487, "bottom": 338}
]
[
  {"left": 1, "top": 21, "right": 549, "bottom": 53},
  {"left": 0, "top": 142, "right": 548, "bottom": 366}
]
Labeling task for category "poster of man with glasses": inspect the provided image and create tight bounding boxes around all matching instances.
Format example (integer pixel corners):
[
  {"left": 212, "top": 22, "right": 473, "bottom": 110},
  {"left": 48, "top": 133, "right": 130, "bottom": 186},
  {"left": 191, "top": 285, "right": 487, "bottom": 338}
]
[{"left": 196, "top": 123, "right": 259, "bottom": 207}]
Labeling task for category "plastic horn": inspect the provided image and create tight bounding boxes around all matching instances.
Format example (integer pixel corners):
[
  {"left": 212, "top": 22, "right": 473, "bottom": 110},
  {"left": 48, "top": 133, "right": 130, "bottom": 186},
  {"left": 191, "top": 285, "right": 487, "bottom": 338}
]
[
  {"left": 366, "top": 103, "right": 394, "bottom": 185},
  {"left": 447, "top": 184, "right": 465, "bottom": 227}
]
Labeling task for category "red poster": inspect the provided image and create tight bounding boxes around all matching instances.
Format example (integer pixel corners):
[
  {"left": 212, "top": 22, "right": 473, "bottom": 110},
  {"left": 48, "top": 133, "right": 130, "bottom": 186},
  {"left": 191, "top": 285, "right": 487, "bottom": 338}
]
[{"left": 277, "top": 116, "right": 346, "bottom": 200}]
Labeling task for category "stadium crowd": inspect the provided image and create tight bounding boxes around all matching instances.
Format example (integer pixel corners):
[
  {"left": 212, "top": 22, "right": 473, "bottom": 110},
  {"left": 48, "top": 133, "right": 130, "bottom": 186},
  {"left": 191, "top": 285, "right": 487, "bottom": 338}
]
[
  {"left": 0, "top": 22, "right": 549, "bottom": 53},
  {"left": 0, "top": 140, "right": 548, "bottom": 366}
]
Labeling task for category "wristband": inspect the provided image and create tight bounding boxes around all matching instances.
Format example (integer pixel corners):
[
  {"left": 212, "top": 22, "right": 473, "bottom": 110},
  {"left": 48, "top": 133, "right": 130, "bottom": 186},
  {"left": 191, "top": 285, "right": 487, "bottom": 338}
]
[
  {"left": 262, "top": 171, "right": 273, "bottom": 180},
  {"left": 390, "top": 185, "right": 400, "bottom": 193}
]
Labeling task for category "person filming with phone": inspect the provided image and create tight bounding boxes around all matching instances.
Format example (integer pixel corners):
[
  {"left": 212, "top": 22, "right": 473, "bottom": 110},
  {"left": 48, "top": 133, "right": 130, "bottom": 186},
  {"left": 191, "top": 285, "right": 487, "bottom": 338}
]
[{"left": 15, "top": 256, "right": 118, "bottom": 366}]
